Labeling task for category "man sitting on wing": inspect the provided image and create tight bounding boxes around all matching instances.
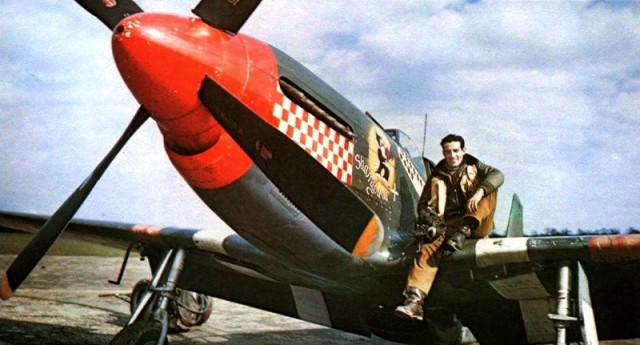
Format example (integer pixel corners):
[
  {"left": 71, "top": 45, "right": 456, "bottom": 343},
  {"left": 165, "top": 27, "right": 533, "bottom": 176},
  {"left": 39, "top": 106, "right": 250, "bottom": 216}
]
[{"left": 395, "top": 133, "right": 504, "bottom": 321}]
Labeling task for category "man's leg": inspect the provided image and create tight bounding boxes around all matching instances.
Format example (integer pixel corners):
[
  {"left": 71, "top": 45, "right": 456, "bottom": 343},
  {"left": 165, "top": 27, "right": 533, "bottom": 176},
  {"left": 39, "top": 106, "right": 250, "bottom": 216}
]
[
  {"left": 469, "top": 191, "right": 498, "bottom": 237},
  {"left": 395, "top": 236, "right": 445, "bottom": 320},
  {"left": 446, "top": 192, "right": 498, "bottom": 250}
]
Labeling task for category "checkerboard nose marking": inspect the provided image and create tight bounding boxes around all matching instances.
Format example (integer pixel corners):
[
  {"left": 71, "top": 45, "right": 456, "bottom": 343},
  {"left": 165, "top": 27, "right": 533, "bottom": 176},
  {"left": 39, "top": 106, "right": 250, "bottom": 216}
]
[{"left": 272, "top": 87, "right": 354, "bottom": 185}]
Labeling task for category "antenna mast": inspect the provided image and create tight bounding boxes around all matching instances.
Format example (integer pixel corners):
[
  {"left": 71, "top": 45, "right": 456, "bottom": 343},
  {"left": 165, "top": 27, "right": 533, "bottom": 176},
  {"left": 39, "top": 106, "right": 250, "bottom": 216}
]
[{"left": 421, "top": 113, "right": 428, "bottom": 157}]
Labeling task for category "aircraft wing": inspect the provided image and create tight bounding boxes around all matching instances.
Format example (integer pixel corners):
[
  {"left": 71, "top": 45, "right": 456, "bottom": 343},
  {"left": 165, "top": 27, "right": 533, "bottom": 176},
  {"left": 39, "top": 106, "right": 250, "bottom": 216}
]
[
  {"left": 0, "top": 210, "right": 373, "bottom": 336},
  {"left": 3, "top": 211, "right": 639, "bottom": 344},
  {"left": 428, "top": 235, "right": 640, "bottom": 344}
]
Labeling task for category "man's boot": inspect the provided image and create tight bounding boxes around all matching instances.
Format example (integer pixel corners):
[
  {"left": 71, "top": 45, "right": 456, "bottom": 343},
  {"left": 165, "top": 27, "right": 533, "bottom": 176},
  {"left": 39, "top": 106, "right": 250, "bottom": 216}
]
[
  {"left": 446, "top": 225, "right": 471, "bottom": 252},
  {"left": 394, "top": 286, "right": 427, "bottom": 321}
]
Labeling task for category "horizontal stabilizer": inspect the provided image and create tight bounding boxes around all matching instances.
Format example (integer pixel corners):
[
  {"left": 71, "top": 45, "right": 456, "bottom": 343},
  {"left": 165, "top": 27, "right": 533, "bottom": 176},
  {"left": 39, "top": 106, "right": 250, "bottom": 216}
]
[
  {"left": 198, "top": 76, "right": 375, "bottom": 252},
  {"left": 506, "top": 194, "right": 524, "bottom": 237}
]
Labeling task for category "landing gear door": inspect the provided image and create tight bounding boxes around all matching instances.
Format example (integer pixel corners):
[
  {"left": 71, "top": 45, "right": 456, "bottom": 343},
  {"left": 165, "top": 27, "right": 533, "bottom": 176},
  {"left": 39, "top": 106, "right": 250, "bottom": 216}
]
[{"left": 577, "top": 261, "right": 599, "bottom": 345}]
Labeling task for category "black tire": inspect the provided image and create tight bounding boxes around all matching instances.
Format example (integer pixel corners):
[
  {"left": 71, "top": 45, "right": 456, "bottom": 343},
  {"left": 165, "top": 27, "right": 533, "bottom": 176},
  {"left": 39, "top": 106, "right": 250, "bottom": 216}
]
[
  {"left": 128, "top": 280, "right": 212, "bottom": 333},
  {"left": 109, "top": 321, "right": 168, "bottom": 345},
  {"left": 174, "top": 290, "right": 214, "bottom": 327},
  {"left": 195, "top": 295, "right": 213, "bottom": 325},
  {"left": 130, "top": 279, "right": 152, "bottom": 314}
]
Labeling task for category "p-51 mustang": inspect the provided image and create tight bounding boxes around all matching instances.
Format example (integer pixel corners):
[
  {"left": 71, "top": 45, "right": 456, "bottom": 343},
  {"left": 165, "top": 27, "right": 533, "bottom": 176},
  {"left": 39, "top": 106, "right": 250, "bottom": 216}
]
[{"left": 1, "top": 1, "right": 639, "bottom": 344}]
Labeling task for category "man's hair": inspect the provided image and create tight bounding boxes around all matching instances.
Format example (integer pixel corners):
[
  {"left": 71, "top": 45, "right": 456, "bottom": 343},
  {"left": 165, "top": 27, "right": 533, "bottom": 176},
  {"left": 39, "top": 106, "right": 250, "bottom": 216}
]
[{"left": 440, "top": 134, "right": 465, "bottom": 149}]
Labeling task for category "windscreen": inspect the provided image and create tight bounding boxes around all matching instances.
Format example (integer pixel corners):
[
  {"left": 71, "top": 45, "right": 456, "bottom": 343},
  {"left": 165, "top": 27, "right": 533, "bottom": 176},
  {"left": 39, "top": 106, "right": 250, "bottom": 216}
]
[{"left": 385, "top": 129, "right": 426, "bottom": 177}]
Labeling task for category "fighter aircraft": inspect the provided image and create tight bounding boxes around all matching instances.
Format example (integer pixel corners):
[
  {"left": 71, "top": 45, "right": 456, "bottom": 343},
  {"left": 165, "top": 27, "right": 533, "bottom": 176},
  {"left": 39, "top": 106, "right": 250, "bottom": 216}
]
[{"left": 1, "top": 1, "right": 639, "bottom": 344}]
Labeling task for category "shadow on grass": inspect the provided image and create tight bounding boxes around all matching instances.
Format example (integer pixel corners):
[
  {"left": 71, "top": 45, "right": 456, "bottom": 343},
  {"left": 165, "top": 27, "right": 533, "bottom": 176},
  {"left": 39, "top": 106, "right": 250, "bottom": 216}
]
[{"left": 0, "top": 231, "right": 124, "bottom": 257}]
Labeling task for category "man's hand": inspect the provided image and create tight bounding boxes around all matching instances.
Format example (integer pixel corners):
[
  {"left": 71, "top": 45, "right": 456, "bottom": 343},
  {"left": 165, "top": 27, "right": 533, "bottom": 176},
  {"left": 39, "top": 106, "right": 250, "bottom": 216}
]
[
  {"left": 415, "top": 207, "right": 445, "bottom": 241},
  {"left": 467, "top": 188, "right": 485, "bottom": 214}
]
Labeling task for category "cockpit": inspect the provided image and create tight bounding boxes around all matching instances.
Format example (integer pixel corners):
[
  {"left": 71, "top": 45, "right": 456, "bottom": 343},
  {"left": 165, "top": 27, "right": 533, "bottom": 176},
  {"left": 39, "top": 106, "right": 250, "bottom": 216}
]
[{"left": 384, "top": 129, "right": 427, "bottom": 178}]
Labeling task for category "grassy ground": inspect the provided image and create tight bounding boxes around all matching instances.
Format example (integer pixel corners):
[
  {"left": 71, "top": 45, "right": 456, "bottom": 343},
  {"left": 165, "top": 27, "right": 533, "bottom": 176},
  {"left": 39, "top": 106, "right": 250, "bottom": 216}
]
[{"left": 0, "top": 231, "right": 126, "bottom": 257}]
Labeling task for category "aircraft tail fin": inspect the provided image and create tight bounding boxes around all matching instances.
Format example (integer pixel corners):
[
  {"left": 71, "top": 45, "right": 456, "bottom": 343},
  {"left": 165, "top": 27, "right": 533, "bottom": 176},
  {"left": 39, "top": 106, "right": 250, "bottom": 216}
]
[{"left": 505, "top": 194, "right": 524, "bottom": 237}]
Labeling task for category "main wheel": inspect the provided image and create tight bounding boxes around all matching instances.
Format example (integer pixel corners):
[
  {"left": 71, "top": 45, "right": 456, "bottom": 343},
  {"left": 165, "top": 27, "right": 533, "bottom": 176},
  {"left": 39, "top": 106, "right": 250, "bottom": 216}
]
[
  {"left": 130, "top": 279, "right": 151, "bottom": 314},
  {"left": 128, "top": 279, "right": 213, "bottom": 333},
  {"left": 166, "top": 289, "right": 213, "bottom": 332},
  {"left": 109, "top": 321, "right": 168, "bottom": 345},
  {"left": 174, "top": 289, "right": 213, "bottom": 327}
]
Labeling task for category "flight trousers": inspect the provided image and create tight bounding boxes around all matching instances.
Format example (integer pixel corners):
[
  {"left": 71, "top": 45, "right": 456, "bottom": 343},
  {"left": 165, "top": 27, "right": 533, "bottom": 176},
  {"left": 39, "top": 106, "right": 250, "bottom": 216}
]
[{"left": 406, "top": 192, "right": 497, "bottom": 295}]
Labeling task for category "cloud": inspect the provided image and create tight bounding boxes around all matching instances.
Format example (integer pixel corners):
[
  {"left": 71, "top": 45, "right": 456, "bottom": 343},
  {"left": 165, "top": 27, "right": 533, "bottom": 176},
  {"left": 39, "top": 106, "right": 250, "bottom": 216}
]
[{"left": 1, "top": 0, "right": 638, "bottom": 232}]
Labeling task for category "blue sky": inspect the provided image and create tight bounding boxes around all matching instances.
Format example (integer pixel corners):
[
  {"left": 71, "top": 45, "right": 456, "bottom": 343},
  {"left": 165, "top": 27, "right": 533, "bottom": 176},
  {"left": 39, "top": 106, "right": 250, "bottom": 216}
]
[{"left": 1, "top": 1, "right": 639, "bottom": 233}]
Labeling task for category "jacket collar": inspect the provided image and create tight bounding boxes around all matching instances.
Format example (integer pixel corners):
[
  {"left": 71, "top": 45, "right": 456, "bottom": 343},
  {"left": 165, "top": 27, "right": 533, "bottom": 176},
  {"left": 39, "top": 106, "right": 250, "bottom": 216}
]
[{"left": 434, "top": 154, "right": 479, "bottom": 175}]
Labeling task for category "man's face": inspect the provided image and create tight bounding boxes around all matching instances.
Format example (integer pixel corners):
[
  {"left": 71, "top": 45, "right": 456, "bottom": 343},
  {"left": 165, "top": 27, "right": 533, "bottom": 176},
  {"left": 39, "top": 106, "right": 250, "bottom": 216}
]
[{"left": 442, "top": 141, "right": 465, "bottom": 168}]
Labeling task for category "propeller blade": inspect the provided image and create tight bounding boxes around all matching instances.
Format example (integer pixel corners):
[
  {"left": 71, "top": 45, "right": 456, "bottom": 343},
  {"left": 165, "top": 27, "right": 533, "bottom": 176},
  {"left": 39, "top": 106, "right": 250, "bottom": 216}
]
[
  {"left": 75, "top": 0, "right": 143, "bottom": 30},
  {"left": 0, "top": 108, "right": 150, "bottom": 300},
  {"left": 192, "top": 0, "right": 262, "bottom": 34}
]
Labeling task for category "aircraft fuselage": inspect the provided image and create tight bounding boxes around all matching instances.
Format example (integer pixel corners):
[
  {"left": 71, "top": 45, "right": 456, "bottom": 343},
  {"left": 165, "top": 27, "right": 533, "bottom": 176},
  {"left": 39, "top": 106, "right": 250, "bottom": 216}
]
[{"left": 111, "top": 13, "right": 426, "bottom": 286}]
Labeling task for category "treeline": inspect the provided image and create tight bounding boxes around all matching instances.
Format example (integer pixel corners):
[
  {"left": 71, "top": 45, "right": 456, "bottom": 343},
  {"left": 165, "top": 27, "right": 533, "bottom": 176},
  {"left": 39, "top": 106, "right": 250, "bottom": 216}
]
[{"left": 528, "top": 227, "right": 640, "bottom": 236}]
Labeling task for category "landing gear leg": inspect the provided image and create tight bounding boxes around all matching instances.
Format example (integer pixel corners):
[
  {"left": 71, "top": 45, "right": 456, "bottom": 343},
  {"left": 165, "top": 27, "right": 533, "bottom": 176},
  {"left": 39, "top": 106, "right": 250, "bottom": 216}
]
[
  {"left": 547, "top": 261, "right": 599, "bottom": 345},
  {"left": 110, "top": 248, "right": 187, "bottom": 345},
  {"left": 154, "top": 248, "right": 186, "bottom": 344},
  {"left": 551, "top": 261, "right": 574, "bottom": 345}
]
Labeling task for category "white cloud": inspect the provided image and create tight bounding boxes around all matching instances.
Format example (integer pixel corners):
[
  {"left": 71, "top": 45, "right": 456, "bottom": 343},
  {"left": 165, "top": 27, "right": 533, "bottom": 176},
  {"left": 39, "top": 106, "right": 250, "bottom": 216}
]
[{"left": 1, "top": 0, "right": 638, "bottom": 233}]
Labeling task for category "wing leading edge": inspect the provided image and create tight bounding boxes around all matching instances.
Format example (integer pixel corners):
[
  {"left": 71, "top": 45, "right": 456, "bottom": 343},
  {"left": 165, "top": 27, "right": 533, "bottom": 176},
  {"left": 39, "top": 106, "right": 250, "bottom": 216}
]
[{"left": 0, "top": 210, "right": 378, "bottom": 338}]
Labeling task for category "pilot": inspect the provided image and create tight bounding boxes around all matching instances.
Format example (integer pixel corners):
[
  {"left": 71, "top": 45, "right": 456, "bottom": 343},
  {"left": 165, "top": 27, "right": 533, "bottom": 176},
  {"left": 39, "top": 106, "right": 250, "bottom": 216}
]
[{"left": 395, "top": 133, "right": 504, "bottom": 321}]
